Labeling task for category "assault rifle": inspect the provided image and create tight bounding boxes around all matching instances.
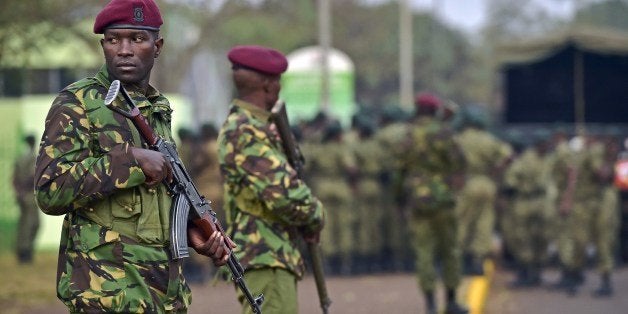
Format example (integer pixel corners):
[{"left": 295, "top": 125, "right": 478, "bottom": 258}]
[
  {"left": 104, "top": 80, "right": 264, "bottom": 314},
  {"left": 270, "top": 100, "right": 332, "bottom": 314}
]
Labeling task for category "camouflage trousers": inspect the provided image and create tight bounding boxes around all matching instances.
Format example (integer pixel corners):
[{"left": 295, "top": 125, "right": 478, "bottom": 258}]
[
  {"left": 591, "top": 187, "right": 620, "bottom": 273},
  {"left": 456, "top": 175, "right": 496, "bottom": 260},
  {"left": 410, "top": 209, "right": 462, "bottom": 292},
  {"left": 57, "top": 214, "right": 191, "bottom": 313},
  {"left": 557, "top": 199, "right": 595, "bottom": 271},
  {"left": 236, "top": 267, "right": 297, "bottom": 314},
  {"left": 500, "top": 195, "right": 554, "bottom": 266}
]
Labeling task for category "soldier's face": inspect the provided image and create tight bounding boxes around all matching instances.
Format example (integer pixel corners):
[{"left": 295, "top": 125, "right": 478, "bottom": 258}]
[{"left": 101, "top": 29, "right": 163, "bottom": 86}]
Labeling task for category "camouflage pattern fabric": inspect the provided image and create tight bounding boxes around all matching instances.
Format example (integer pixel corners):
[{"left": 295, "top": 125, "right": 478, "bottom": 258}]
[
  {"left": 57, "top": 214, "right": 190, "bottom": 313},
  {"left": 305, "top": 140, "right": 356, "bottom": 274},
  {"left": 399, "top": 117, "right": 465, "bottom": 214},
  {"left": 555, "top": 141, "right": 602, "bottom": 271},
  {"left": 397, "top": 116, "right": 466, "bottom": 291},
  {"left": 236, "top": 268, "right": 297, "bottom": 314},
  {"left": 351, "top": 136, "right": 385, "bottom": 259},
  {"left": 454, "top": 128, "right": 513, "bottom": 260},
  {"left": 217, "top": 99, "right": 324, "bottom": 278},
  {"left": 34, "top": 65, "right": 191, "bottom": 312},
  {"left": 374, "top": 122, "right": 414, "bottom": 270},
  {"left": 502, "top": 147, "right": 556, "bottom": 267},
  {"left": 593, "top": 186, "right": 620, "bottom": 273}
]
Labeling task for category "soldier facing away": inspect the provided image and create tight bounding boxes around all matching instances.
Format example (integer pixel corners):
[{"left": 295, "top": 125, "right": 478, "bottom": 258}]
[
  {"left": 218, "top": 45, "right": 325, "bottom": 313},
  {"left": 396, "top": 92, "right": 468, "bottom": 314},
  {"left": 33, "top": 0, "right": 230, "bottom": 312},
  {"left": 12, "top": 134, "right": 40, "bottom": 264}
]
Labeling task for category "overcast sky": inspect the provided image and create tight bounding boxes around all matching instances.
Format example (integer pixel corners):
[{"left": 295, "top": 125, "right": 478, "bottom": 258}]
[
  {"left": 412, "top": 0, "right": 579, "bottom": 33},
  {"left": 361, "top": 0, "right": 588, "bottom": 34}
]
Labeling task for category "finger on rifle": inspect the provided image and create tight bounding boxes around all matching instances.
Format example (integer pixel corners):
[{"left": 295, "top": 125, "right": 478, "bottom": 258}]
[
  {"left": 225, "top": 235, "right": 237, "bottom": 249},
  {"left": 164, "top": 159, "right": 174, "bottom": 184}
]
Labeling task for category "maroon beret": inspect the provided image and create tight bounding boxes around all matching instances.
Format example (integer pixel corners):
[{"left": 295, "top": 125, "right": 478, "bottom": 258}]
[
  {"left": 227, "top": 45, "right": 288, "bottom": 76},
  {"left": 94, "top": 0, "right": 163, "bottom": 34},
  {"left": 415, "top": 92, "right": 442, "bottom": 109}
]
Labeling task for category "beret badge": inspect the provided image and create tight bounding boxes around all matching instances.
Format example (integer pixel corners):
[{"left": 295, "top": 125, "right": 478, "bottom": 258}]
[{"left": 133, "top": 6, "right": 144, "bottom": 22}]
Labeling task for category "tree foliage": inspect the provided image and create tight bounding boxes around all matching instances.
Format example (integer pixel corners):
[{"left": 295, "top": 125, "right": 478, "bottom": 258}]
[{"left": 9, "top": 0, "right": 627, "bottom": 115}]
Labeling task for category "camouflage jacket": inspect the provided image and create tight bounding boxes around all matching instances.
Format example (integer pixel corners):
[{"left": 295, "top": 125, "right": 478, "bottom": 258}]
[
  {"left": 398, "top": 116, "right": 466, "bottom": 213},
  {"left": 218, "top": 99, "right": 324, "bottom": 278},
  {"left": 34, "top": 65, "right": 175, "bottom": 245},
  {"left": 455, "top": 128, "right": 512, "bottom": 177}
]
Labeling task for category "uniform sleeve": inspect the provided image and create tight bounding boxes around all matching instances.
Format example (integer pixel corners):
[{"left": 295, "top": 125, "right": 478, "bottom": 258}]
[
  {"left": 34, "top": 91, "right": 146, "bottom": 215},
  {"left": 233, "top": 124, "right": 324, "bottom": 233}
]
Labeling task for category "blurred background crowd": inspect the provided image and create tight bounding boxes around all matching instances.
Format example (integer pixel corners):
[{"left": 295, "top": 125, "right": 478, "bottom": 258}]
[{"left": 3, "top": 0, "right": 628, "bottom": 312}]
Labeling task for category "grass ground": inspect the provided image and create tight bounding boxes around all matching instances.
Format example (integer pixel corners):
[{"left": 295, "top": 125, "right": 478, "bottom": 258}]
[{"left": 0, "top": 251, "right": 59, "bottom": 314}]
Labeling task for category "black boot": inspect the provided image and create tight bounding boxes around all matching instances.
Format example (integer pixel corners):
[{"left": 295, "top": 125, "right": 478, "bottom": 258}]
[
  {"left": 445, "top": 289, "right": 469, "bottom": 314},
  {"left": 526, "top": 265, "right": 542, "bottom": 287},
  {"left": 509, "top": 267, "right": 529, "bottom": 288},
  {"left": 592, "top": 272, "right": 613, "bottom": 297},
  {"left": 564, "top": 270, "right": 584, "bottom": 297},
  {"left": 17, "top": 250, "right": 33, "bottom": 264},
  {"left": 463, "top": 254, "right": 484, "bottom": 276},
  {"left": 424, "top": 290, "right": 436, "bottom": 314}
]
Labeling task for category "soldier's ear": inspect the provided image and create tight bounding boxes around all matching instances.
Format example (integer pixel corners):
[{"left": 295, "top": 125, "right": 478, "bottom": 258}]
[
  {"left": 262, "top": 77, "right": 271, "bottom": 93},
  {"left": 154, "top": 37, "right": 163, "bottom": 58}
]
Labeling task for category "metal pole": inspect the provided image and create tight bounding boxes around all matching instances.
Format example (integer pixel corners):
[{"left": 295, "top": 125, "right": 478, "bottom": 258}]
[
  {"left": 318, "top": 0, "right": 331, "bottom": 113},
  {"left": 399, "top": 0, "right": 413, "bottom": 109},
  {"left": 574, "top": 50, "right": 586, "bottom": 136}
]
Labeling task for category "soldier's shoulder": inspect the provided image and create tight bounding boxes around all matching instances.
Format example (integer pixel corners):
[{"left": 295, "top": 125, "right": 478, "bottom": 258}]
[{"left": 63, "top": 77, "right": 100, "bottom": 93}]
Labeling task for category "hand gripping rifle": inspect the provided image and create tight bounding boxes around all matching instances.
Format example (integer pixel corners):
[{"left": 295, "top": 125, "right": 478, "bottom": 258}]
[
  {"left": 105, "top": 80, "right": 264, "bottom": 314},
  {"left": 270, "top": 100, "right": 332, "bottom": 314}
]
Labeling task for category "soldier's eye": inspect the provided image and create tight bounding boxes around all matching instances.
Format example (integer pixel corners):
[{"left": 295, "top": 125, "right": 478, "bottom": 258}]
[{"left": 133, "top": 35, "right": 147, "bottom": 42}]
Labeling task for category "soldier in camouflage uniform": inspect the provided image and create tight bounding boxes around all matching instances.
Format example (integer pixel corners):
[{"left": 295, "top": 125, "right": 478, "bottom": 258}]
[
  {"left": 552, "top": 135, "right": 603, "bottom": 295},
  {"left": 218, "top": 45, "right": 325, "bottom": 313},
  {"left": 12, "top": 134, "right": 40, "bottom": 264},
  {"left": 501, "top": 134, "right": 556, "bottom": 287},
  {"left": 306, "top": 121, "right": 358, "bottom": 275},
  {"left": 374, "top": 106, "right": 413, "bottom": 271},
  {"left": 454, "top": 105, "right": 513, "bottom": 275},
  {"left": 351, "top": 118, "right": 386, "bottom": 273},
  {"left": 589, "top": 136, "right": 620, "bottom": 297},
  {"left": 34, "top": 1, "right": 230, "bottom": 312},
  {"left": 397, "top": 93, "right": 468, "bottom": 314}
]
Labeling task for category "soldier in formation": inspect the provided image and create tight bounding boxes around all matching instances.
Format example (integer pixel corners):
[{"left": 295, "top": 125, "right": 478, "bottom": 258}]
[
  {"left": 217, "top": 45, "right": 325, "bottom": 313},
  {"left": 303, "top": 121, "right": 357, "bottom": 275},
  {"left": 454, "top": 105, "right": 513, "bottom": 275},
  {"left": 286, "top": 92, "right": 624, "bottom": 307},
  {"left": 501, "top": 131, "right": 557, "bottom": 287},
  {"left": 395, "top": 92, "right": 468, "bottom": 314}
]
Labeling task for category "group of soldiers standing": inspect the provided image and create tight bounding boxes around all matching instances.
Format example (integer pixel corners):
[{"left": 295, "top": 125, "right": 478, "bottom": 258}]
[
  {"left": 501, "top": 129, "right": 621, "bottom": 297},
  {"left": 271, "top": 92, "right": 621, "bottom": 311}
]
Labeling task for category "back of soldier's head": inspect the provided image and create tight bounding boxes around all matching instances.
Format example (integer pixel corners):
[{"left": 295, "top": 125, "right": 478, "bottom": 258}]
[
  {"left": 322, "top": 120, "right": 343, "bottom": 143},
  {"left": 200, "top": 123, "right": 218, "bottom": 140},
  {"left": 456, "top": 104, "right": 490, "bottom": 130},
  {"left": 380, "top": 105, "right": 407, "bottom": 126},
  {"left": 177, "top": 127, "right": 195, "bottom": 142},
  {"left": 24, "top": 134, "right": 36, "bottom": 147}
]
